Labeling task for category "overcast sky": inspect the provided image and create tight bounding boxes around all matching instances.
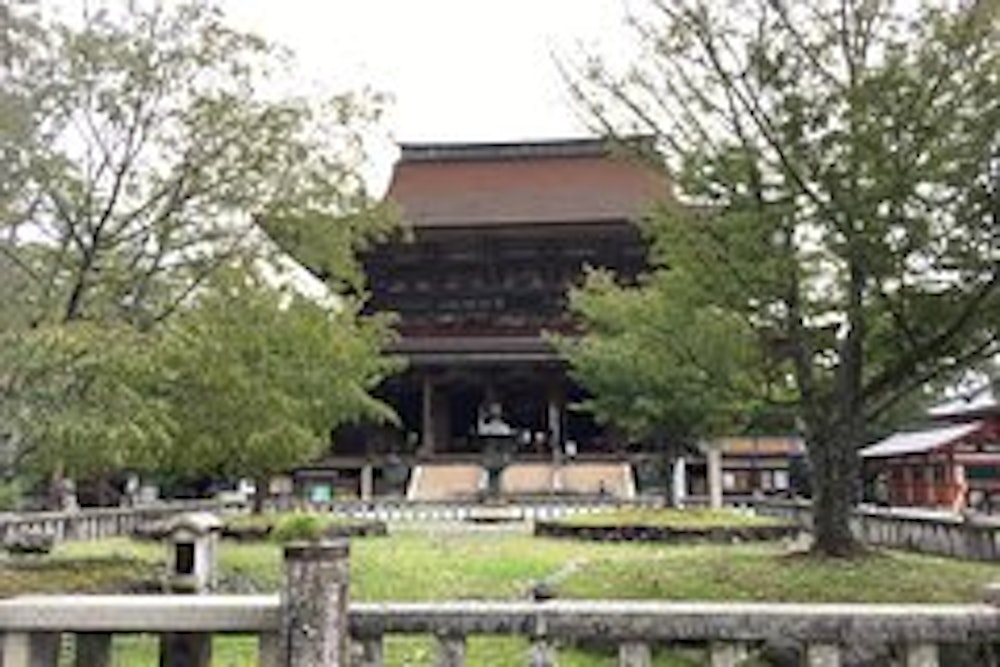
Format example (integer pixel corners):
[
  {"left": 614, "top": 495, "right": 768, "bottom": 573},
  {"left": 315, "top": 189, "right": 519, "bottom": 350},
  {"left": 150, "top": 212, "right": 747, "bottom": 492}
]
[{"left": 218, "top": 0, "right": 633, "bottom": 186}]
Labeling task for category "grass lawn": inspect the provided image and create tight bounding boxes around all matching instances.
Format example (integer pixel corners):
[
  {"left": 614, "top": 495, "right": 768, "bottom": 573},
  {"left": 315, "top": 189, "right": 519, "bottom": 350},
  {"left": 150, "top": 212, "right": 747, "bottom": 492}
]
[{"left": 29, "top": 530, "right": 1000, "bottom": 665}]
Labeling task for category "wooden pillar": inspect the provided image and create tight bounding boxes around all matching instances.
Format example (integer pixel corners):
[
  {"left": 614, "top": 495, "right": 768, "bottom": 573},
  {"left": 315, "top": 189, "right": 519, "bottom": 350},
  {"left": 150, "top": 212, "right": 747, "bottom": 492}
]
[
  {"left": 360, "top": 465, "right": 374, "bottom": 502},
  {"left": 434, "top": 388, "right": 451, "bottom": 453},
  {"left": 546, "top": 386, "right": 563, "bottom": 452},
  {"left": 706, "top": 445, "right": 724, "bottom": 510},
  {"left": 280, "top": 541, "right": 351, "bottom": 667},
  {"left": 672, "top": 457, "right": 688, "bottom": 508},
  {"left": 421, "top": 374, "right": 435, "bottom": 455}
]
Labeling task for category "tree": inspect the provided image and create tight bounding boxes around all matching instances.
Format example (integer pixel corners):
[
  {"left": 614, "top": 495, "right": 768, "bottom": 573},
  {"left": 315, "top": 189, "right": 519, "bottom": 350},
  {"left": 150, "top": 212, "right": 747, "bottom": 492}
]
[
  {"left": 567, "top": 0, "right": 1000, "bottom": 554},
  {"left": 152, "top": 266, "right": 400, "bottom": 512},
  {"left": 2, "top": 0, "right": 390, "bottom": 327},
  {"left": 0, "top": 0, "right": 396, "bottom": 499},
  {"left": 559, "top": 267, "right": 770, "bottom": 502},
  {"left": 564, "top": 268, "right": 767, "bottom": 442}
]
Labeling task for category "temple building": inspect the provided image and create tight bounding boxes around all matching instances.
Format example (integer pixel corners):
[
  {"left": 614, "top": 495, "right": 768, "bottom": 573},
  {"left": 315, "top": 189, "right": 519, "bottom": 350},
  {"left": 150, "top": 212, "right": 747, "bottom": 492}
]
[
  {"left": 861, "top": 387, "right": 1000, "bottom": 511},
  {"left": 294, "top": 138, "right": 804, "bottom": 502},
  {"left": 366, "top": 138, "right": 665, "bottom": 457}
]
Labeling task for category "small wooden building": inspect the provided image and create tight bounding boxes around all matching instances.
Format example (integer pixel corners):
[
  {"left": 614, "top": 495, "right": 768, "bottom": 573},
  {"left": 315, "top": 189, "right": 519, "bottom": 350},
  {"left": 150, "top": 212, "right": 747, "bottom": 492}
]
[{"left": 861, "top": 390, "right": 1000, "bottom": 511}]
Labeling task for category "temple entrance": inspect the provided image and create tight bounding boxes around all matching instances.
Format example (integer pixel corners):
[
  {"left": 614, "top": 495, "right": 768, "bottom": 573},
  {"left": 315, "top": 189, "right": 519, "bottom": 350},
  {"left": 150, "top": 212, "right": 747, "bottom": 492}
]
[{"left": 446, "top": 382, "right": 484, "bottom": 453}]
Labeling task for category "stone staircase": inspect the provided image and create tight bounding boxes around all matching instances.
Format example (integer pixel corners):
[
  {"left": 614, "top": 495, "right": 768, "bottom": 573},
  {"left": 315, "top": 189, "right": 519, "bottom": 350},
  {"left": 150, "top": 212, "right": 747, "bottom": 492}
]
[
  {"left": 558, "top": 463, "right": 636, "bottom": 498},
  {"left": 406, "top": 464, "right": 484, "bottom": 501},
  {"left": 499, "top": 463, "right": 558, "bottom": 496},
  {"left": 407, "top": 461, "right": 636, "bottom": 501}
]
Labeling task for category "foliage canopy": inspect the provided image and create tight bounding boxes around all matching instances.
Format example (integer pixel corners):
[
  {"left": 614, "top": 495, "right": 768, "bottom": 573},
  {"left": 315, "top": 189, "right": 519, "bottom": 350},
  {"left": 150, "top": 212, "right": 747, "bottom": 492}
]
[
  {"left": 0, "top": 0, "right": 400, "bottom": 498},
  {"left": 566, "top": 0, "right": 1000, "bottom": 554}
]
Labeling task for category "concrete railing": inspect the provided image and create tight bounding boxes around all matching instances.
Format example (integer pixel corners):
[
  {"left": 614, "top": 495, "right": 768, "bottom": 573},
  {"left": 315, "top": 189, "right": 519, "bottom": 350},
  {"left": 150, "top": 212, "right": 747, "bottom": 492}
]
[
  {"left": 0, "top": 500, "right": 246, "bottom": 544},
  {"left": 1, "top": 540, "right": 999, "bottom": 666},
  {"left": 755, "top": 499, "right": 1000, "bottom": 561}
]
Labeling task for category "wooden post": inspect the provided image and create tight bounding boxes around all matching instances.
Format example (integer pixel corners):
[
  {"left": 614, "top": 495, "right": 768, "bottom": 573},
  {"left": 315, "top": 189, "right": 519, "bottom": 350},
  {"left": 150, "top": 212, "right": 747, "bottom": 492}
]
[
  {"left": 421, "top": 375, "right": 435, "bottom": 455},
  {"left": 360, "top": 464, "right": 375, "bottom": 502},
  {"left": 280, "top": 540, "right": 351, "bottom": 667},
  {"left": 706, "top": 446, "right": 724, "bottom": 509},
  {"left": 546, "top": 386, "right": 562, "bottom": 452},
  {"left": 672, "top": 457, "right": 688, "bottom": 508}
]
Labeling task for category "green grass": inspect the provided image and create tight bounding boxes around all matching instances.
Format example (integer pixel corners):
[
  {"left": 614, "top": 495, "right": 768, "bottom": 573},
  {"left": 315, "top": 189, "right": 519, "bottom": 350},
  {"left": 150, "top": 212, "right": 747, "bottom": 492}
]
[
  {"left": 54, "top": 531, "right": 1000, "bottom": 603},
  {"left": 553, "top": 508, "right": 786, "bottom": 528},
  {"left": 30, "top": 530, "right": 1000, "bottom": 665},
  {"left": 0, "top": 554, "right": 157, "bottom": 597}
]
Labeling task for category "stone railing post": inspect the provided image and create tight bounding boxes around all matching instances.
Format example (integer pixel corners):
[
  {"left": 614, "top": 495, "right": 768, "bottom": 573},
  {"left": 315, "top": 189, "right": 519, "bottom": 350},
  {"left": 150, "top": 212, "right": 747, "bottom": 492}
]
[
  {"left": 280, "top": 540, "right": 351, "bottom": 667},
  {"left": 435, "top": 633, "right": 466, "bottom": 667},
  {"left": 902, "top": 643, "right": 939, "bottom": 667},
  {"left": 710, "top": 641, "right": 749, "bottom": 667},
  {"left": 618, "top": 640, "right": 651, "bottom": 666},
  {"left": 806, "top": 643, "right": 842, "bottom": 667},
  {"left": 1, "top": 632, "right": 60, "bottom": 667}
]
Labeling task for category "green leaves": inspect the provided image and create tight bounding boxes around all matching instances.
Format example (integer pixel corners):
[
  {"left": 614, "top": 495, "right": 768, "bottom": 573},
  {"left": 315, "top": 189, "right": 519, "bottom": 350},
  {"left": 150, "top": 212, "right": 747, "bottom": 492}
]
[
  {"left": 0, "top": 321, "right": 173, "bottom": 478},
  {"left": 562, "top": 266, "right": 766, "bottom": 444},
  {"left": 151, "top": 266, "right": 401, "bottom": 483},
  {"left": 0, "top": 1, "right": 400, "bottom": 493},
  {"left": 571, "top": 0, "right": 1000, "bottom": 431},
  {"left": 570, "top": 0, "right": 1000, "bottom": 551}
]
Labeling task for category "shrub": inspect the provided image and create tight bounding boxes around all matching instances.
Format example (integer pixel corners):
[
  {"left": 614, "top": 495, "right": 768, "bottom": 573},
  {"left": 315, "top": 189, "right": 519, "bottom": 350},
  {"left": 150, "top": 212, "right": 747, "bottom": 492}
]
[{"left": 270, "top": 514, "right": 326, "bottom": 543}]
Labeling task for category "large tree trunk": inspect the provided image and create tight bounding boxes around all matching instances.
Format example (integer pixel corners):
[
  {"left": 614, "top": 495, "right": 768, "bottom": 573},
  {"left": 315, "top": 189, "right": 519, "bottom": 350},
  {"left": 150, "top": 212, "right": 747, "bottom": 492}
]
[{"left": 809, "top": 427, "right": 862, "bottom": 556}]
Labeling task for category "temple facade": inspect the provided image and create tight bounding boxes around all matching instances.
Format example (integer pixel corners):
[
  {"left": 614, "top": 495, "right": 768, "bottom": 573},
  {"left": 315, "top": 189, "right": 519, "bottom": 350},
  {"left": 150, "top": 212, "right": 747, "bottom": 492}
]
[
  {"left": 293, "top": 138, "right": 804, "bottom": 502},
  {"left": 360, "top": 138, "right": 666, "bottom": 460}
]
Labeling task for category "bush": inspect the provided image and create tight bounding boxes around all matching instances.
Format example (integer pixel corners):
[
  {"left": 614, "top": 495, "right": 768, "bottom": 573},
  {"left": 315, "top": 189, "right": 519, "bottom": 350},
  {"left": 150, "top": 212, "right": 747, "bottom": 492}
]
[
  {"left": 0, "top": 479, "right": 24, "bottom": 511},
  {"left": 270, "top": 514, "right": 326, "bottom": 543}
]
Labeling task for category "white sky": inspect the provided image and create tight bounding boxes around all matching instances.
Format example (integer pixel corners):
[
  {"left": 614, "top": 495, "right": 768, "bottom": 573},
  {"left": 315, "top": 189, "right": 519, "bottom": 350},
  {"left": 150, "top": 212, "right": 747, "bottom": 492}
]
[{"left": 218, "top": 0, "right": 633, "bottom": 189}]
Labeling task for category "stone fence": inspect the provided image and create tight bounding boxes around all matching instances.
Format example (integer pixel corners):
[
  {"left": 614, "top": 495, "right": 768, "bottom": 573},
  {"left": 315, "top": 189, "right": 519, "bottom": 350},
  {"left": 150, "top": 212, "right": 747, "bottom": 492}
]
[
  {"left": 0, "top": 500, "right": 246, "bottom": 544},
  {"left": 0, "top": 497, "right": 658, "bottom": 544},
  {"left": 310, "top": 496, "right": 660, "bottom": 524},
  {"left": 1, "top": 540, "right": 999, "bottom": 666},
  {"left": 755, "top": 499, "right": 1000, "bottom": 561}
]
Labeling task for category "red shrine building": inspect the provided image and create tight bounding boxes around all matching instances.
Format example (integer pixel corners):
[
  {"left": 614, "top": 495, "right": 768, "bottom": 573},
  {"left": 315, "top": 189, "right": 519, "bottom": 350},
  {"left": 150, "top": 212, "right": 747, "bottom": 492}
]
[
  {"left": 295, "top": 138, "right": 804, "bottom": 501},
  {"left": 861, "top": 388, "right": 1000, "bottom": 511}
]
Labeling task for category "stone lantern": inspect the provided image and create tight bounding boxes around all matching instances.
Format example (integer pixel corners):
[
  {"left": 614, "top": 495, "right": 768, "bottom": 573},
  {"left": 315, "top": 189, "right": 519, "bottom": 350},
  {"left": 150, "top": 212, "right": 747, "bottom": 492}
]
[{"left": 164, "top": 512, "right": 222, "bottom": 594}]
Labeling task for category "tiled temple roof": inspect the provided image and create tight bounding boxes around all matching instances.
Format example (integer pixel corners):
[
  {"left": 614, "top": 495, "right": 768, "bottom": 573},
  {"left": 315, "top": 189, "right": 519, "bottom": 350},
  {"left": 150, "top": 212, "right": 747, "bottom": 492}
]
[{"left": 386, "top": 137, "right": 671, "bottom": 228}]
